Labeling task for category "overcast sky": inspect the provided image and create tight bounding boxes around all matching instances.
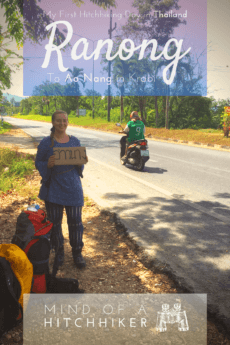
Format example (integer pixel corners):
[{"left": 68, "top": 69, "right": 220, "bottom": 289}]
[{"left": 1, "top": 0, "right": 229, "bottom": 101}]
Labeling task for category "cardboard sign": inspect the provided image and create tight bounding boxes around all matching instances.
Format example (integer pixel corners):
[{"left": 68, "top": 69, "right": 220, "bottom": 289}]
[{"left": 53, "top": 147, "right": 87, "bottom": 165}]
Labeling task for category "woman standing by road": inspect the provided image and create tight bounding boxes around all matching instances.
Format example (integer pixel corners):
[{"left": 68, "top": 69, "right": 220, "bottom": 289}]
[{"left": 35, "top": 110, "right": 87, "bottom": 274}]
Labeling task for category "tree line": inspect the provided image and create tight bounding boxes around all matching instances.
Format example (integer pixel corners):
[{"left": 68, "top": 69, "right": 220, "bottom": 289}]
[
  {"left": 1, "top": 94, "right": 229, "bottom": 130},
  {"left": 0, "top": 0, "right": 225, "bottom": 130}
]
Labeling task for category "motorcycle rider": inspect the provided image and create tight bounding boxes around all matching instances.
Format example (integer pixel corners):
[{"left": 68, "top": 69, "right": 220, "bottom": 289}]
[{"left": 119, "top": 111, "right": 145, "bottom": 161}]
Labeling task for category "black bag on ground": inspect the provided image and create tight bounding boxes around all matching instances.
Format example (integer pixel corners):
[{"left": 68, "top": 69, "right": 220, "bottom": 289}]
[
  {"left": 0, "top": 257, "right": 22, "bottom": 339},
  {"left": 46, "top": 274, "right": 83, "bottom": 293}
]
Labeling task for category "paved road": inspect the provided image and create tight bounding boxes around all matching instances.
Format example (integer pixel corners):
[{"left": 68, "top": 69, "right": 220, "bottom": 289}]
[{"left": 4, "top": 117, "right": 230, "bottom": 331}]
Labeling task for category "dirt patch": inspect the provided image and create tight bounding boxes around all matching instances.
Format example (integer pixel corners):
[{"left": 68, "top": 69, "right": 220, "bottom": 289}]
[
  {"left": 0, "top": 127, "right": 37, "bottom": 153},
  {"left": 0, "top": 172, "right": 229, "bottom": 344},
  {"left": 0, "top": 130, "right": 230, "bottom": 344}
]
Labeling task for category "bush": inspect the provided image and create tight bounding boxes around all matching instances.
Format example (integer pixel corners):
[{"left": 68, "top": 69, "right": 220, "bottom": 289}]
[
  {"left": 69, "top": 110, "right": 76, "bottom": 117},
  {"left": 147, "top": 110, "right": 156, "bottom": 127},
  {"left": 0, "top": 121, "right": 13, "bottom": 134},
  {"left": 8, "top": 159, "right": 34, "bottom": 178},
  {"left": 0, "top": 148, "right": 35, "bottom": 192},
  {"left": 110, "top": 108, "right": 121, "bottom": 123},
  {"left": 95, "top": 109, "right": 107, "bottom": 118}
]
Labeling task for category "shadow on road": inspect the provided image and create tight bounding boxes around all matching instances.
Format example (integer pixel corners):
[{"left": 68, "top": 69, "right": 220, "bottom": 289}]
[
  {"left": 101, "top": 191, "right": 230, "bottom": 328},
  {"left": 103, "top": 193, "right": 139, "bottom": 200},
  {"left": 214, "top": 193, "right": 230, "bottom": 199},
  {"left": 140, "top": 167, "right": 167, "bottom": 174},
  {"left": 0, "top": 136, "right": 36, "bottom": 149}
]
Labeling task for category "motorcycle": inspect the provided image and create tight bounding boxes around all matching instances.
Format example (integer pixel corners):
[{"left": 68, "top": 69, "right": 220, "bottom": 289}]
[{"left": 116, "top": 123, "right": 150, "bottom": 171}]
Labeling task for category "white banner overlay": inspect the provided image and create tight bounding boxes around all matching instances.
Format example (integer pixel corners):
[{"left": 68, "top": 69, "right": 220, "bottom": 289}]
[{"left": 23, "top": 294, "right": 207, "bottom": 344}]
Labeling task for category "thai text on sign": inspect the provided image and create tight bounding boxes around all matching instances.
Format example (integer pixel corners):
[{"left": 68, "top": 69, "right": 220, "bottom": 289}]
[{"left": 53, "top": 147, "right": 87, "bottom": 165}]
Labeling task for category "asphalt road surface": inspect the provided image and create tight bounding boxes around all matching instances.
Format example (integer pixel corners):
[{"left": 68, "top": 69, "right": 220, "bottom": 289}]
[{"left": 4, "top": 116, "right": 230, "bottom": 331}]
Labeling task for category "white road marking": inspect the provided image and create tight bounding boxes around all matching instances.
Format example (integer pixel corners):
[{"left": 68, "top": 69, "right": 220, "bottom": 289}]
[{"left": 152, "top": 152, "right": 230, "bottom": 174}]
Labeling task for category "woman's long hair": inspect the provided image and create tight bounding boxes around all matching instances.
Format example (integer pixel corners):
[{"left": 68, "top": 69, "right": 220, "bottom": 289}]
[{"left": 50, "top": 110, "right": 68, "bottom": 147}]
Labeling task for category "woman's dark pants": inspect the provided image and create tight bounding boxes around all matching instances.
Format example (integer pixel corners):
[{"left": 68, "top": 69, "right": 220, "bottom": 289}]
[{"left": 45, "top": 201, "right": 84, "bottom": 271}]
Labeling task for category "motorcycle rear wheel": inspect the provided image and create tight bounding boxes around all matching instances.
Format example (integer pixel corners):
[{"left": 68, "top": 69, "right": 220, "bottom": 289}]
[{"left": 136, "top": 158, "right": 145, "bottom": 171}]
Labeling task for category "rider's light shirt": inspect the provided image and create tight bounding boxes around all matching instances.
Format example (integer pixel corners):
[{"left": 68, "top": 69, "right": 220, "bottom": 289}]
[{"left": 124, "top": 120, "right": 145, "bottom": 143}]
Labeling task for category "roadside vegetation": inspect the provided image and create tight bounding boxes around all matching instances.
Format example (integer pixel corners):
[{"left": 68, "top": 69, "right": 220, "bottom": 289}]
[
  {"left": 0, "top": 146, "right": 36, "bottom": 194},
  {"left": 2, "top": 94, "right": 229, "bottom": 129},
  {"left": 0, "top": 121, "right": 14, "bottom": 135},
  {"left": 9, "top": 114, "right": 230, "bottom": 147}
]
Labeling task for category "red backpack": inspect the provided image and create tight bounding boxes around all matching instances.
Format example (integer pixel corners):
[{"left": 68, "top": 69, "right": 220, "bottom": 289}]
[{"left": 11, "top": 209, "right": 53, "bottom": 293}]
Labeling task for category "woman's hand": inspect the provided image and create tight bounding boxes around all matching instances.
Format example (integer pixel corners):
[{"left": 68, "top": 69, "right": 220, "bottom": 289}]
[
  {"left": 47, "top": 155, "right": 55, "bottom": 169},
  {"left": 85, "top": 156, "right": 88, "bottom": 163}
]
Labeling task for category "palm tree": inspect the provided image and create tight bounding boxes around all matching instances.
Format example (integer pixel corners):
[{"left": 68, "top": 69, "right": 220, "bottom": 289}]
[
  {"left": 155, "top": 46, "right": 196, "bottom": 129},
  {"left": 66, "top": 67, "right": 85, "bottom": 117},
  {"left": 112, "top": 58, "right": 133, "bottom": 123}
]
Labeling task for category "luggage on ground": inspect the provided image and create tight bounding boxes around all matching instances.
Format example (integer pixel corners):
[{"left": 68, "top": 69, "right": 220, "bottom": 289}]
[
  {"left": 0, "top": 244, "right": 33, "bottom": 338},
  {"left": 11, "top": 208, "right": 53, "bottom": 293}
]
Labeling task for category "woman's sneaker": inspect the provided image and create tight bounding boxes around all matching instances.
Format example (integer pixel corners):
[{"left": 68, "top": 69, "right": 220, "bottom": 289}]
[{"left": 73, "top": 253, "right": 86, "bottom": 269}]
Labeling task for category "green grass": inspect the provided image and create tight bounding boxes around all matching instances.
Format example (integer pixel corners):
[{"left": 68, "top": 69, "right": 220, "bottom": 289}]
[
  {"left": 0, "top": 121, "right": 14, "bottom": 134},
  {"left": 68, "top": 116, "right": 109, "bottom": 126},
  {"left": 12, "top": 114, "right": 52, "bottom": 122},
  {"left": 0, "top": 148, "right": 35, "bottom": 192},
  {"left": 199, "top": 128, "right": 222, "bottom": 134},
  {"left": 84, "top": 195, "right": 93, "bottom": 206},
  {"left": 12, "top": 113, "right": 111, "bottom": 126},
  {"left": 11, "top": 113, "right": 230, "bottom": 146}
]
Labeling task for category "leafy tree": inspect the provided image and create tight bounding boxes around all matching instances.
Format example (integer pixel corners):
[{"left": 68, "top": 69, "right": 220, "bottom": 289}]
[
  {"left": 29, "top": 96, "right": 44, "bottom": 115},
  {"left": 85, "top": 89, "right": 102, "bottom": 97},
  {"left": 0, "top": 55, "right": 11, "bottom": 98},
  {"left": 0, "top": 95, "right": 9, "bottom": 105},
  {"left": 0, "top": 24, "right": 23, "bottom": 98},
  {"left": 122, "top": 0, "right": 185, "bottom": 46},
  {"left": 170, "top": 96, "right": 212, "bottom": 129},
  {"left": 209, "top": 98, "right": 230, "bottom": 129},
  {"left": 120, "top": 0, "right": 187, "bottom": 127},
  {"left": 101, "top": 36, "right": 153, "bottom": 122},
  {"left": 66, "top": 67, "right": 85, "bottom": 116},
  {"left": 10, "top": 97, "right": 15, "bottom": 106},
  {"left": 108, "top": 52, "right": 137, "bottom": 122},
  {"left": 0, "top": 0, "right": 116, "bottom": 46},
  {"left": 0, "top": 0, "right": 116, "bottom": 97},
  {"left": 0, "top": 1, "right": 23, "bottom": 45},
  {"left": 147, "top": 40, "right": 205, "bottom": 128},
  {"left": 32, "top": 81, "right": 67, "bottom": 96},
  {"left": 21, "top": 98, "right": 32, "bottom": 114},
  {"left": 72, "top": 0, "right": 116, "bottom": 8}
]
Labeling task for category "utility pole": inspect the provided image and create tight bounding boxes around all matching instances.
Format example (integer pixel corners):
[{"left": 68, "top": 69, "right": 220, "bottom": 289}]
[
  {"left": 107, "top": 10, "right": 116, "bottom": 122},
  {"left": 92, "top": 41, "right": 95, "bottom": 119}
]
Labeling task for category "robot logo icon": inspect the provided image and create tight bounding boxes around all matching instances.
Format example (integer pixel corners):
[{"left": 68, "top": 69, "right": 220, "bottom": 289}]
[{"left": 156, "top": 302, "right": 189, "bottom": 332}]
